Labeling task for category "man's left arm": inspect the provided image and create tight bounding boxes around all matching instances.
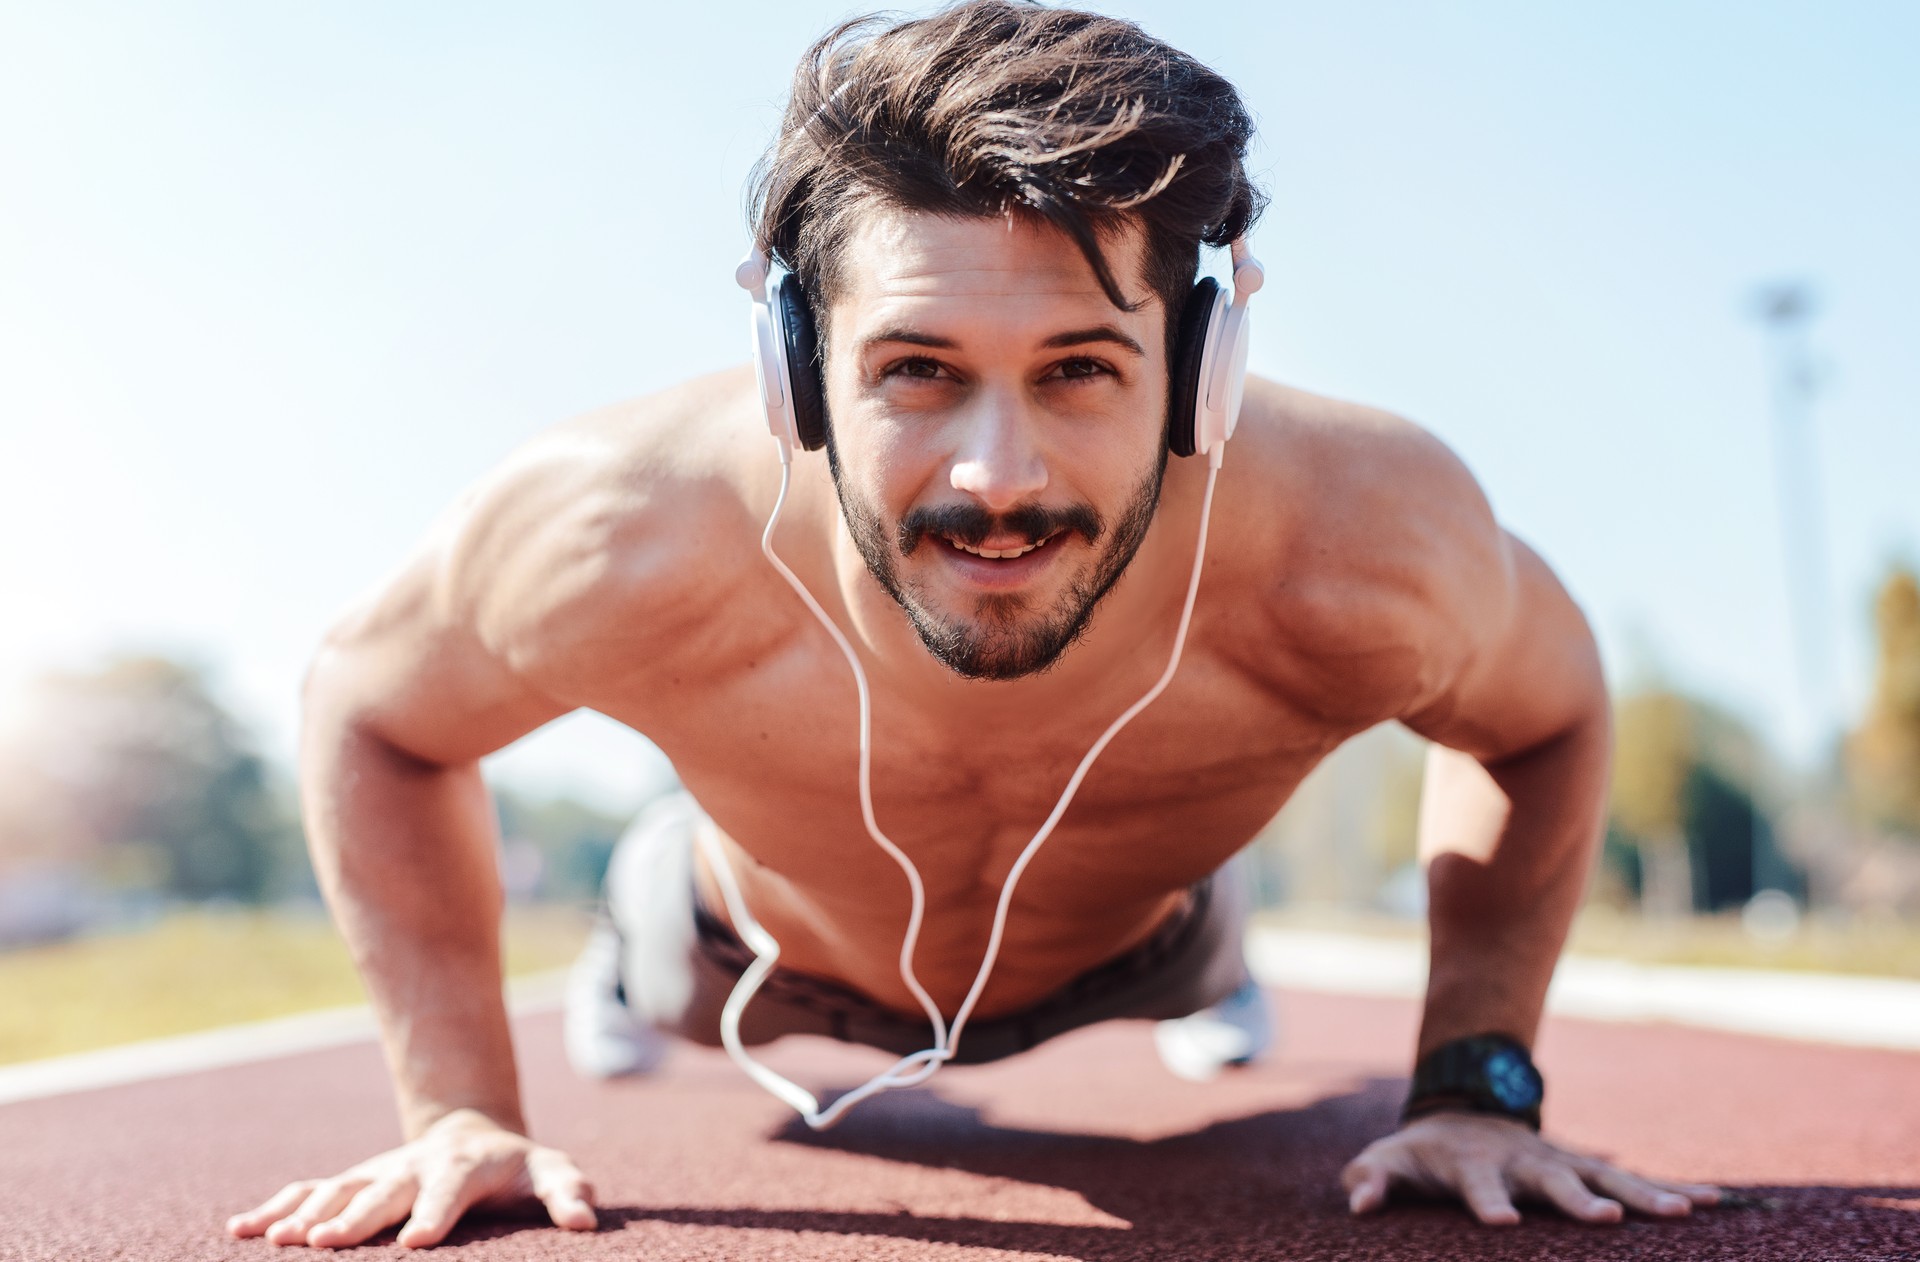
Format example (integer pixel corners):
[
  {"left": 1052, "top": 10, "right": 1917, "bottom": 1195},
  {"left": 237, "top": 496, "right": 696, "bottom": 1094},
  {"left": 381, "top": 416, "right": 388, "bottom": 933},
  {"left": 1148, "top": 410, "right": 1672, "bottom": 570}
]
[{"left": 1341, "top": 528, "right": 1722, "bottom": 1225}]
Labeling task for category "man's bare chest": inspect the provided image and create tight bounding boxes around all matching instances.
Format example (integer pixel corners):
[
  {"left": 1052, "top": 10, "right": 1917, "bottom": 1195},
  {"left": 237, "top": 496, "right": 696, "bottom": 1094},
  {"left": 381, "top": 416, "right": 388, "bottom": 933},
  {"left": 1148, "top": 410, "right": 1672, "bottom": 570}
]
[{"left": 610, "top": 634, "right": 1360, "bottom": 903}]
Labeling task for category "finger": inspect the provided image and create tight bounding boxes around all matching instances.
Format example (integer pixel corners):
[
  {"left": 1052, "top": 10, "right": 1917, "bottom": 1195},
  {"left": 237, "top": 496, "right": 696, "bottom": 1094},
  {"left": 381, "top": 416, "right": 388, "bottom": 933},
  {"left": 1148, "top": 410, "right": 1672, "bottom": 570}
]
[
  {"left": 1340, "top": 1155, "right": 1392, "bottom": 1215},
  {"left": 1520, "top": 1159, "right": 1623, "bottom": 1224},
  {"left": 227, "top": 1182, "right": 317, "bottom": 1238},
  {"left": 1581, "top": 1163, "right": 1700, "bottom": 1217},
  {"left": 1457, "top": 1163, "right": 1520, "bottom": 1226},
  {"left": 306, "top": 1176, "right": 418, "bottom": 1250},
  {"left": 397, "top": 1169, "right": 480, "bottom": 1249},
  {"left": 266, "top": 1179, "right": 364, "bottom": 1246},
  {"left": 529, "top": 1154, "right": 598, "bottom": 1232},
  {"left": 1646, "top": 1177, "right": 1724, "bottom": 1206}
]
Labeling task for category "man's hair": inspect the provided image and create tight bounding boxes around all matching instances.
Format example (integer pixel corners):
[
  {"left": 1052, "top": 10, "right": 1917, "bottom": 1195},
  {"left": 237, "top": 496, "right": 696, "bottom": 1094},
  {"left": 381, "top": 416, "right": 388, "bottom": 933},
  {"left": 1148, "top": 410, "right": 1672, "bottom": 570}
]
[{"left": 748, "top": 0, "right": 1265, "bottom": 355}]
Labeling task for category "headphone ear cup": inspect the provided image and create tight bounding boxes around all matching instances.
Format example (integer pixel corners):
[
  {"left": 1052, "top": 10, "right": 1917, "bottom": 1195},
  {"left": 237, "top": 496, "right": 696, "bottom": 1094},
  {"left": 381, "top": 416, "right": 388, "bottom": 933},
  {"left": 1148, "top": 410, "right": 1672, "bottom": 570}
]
[
  {"left": 1167, "top": 277, "right": 1222, "bottom": 458},
  {"left": 775, "top": 275, "right": 828, "bottom": 452}
]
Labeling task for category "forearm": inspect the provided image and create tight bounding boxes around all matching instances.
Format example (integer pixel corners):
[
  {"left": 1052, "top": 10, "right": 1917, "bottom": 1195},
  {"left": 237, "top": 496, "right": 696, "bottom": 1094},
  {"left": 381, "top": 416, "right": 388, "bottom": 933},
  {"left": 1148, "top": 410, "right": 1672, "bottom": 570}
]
[
  {"left": 302, "top": 714, "right": 524, "bottom": 1140},
  {"left": 1414, "top": 710, "right": 1610, "bottom": 1060}
]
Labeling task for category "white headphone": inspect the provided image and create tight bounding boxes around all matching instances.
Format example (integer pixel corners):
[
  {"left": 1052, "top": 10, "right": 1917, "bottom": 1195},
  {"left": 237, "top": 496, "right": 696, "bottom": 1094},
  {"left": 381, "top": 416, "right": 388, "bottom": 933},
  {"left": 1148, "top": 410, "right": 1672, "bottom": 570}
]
[
  {"left": 734, "top": 239, "right": 1262, "bottom": 459},
  {"left": 710, "top": 237, "right": 1262, "bottom": 1128}
]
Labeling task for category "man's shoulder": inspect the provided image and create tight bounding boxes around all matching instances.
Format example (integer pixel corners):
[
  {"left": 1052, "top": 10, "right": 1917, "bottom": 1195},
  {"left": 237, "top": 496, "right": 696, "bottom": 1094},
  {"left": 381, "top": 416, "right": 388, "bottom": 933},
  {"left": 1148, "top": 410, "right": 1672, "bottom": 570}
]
[
  {"left": 1222, "top": 378, "right": 1511, "bottom": 720},
  {"left": 439, "top": 366, "right": 774, "bottom": 699}
]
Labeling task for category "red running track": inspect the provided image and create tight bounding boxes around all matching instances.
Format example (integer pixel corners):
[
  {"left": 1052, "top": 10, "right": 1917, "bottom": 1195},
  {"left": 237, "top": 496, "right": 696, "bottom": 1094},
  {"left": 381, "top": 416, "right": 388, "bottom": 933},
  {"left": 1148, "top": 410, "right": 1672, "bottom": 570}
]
[{"left": 2, "top": 988, "right": 1916, "bottom": 1261}]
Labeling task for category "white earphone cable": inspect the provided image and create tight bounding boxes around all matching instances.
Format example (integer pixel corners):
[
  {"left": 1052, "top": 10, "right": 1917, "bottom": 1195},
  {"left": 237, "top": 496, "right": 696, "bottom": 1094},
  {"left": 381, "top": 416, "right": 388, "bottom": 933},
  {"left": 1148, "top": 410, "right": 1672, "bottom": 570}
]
[{"left": 700, "top": 436, "right": 1226, "bottom": 1129}]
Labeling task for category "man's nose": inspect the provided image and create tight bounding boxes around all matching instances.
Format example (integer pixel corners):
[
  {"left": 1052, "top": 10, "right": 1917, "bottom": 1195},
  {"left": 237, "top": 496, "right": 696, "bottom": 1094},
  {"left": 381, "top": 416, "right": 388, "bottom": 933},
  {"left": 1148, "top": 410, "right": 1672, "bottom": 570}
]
[{"left": 948, "top": 390, "right": 1048, "bottom": 510}]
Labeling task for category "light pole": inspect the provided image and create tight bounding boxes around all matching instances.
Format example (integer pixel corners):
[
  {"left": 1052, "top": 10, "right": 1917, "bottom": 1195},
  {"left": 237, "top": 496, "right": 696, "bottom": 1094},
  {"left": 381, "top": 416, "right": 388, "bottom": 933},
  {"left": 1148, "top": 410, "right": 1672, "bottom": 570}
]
[
  {"left": 1751, "top": 280, "right": 1832, "bottom": 910},
  {"left": 1753, "top": 281, "right": 1833, "bottom": 764}
]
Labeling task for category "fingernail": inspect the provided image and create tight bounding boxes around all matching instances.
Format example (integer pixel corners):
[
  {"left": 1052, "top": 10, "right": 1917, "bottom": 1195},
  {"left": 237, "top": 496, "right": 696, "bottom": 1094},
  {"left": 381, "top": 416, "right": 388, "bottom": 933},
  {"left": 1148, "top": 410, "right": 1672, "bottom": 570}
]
[{"left": 1658, "top": 1194, "right": 1688, "bottom": 1212}]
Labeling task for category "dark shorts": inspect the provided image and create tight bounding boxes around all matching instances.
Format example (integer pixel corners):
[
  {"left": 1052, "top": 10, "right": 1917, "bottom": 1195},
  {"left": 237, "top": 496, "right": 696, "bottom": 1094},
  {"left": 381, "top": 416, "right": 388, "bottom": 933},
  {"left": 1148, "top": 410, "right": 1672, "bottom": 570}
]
[{"left": 604, "top": 790, "right": 1252, "bottom": 1065}]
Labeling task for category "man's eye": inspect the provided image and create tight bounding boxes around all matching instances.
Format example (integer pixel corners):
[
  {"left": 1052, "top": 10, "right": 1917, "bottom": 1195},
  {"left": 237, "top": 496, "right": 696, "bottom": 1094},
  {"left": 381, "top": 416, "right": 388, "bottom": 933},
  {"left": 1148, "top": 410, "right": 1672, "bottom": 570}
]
[
  {"left": 1053, "top": 357, "right": 1113, "bottom": 381},
  {"left": 883, "top": 357, "right": 945, "bottom": 380}
]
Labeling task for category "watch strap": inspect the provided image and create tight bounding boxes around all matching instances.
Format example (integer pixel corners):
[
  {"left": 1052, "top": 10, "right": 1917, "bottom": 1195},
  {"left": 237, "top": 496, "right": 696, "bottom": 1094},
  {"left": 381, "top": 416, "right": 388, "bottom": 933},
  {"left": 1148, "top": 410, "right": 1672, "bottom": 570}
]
[{"left": 1402, "top": 1032, "right": 1544, "bottom": 1131}]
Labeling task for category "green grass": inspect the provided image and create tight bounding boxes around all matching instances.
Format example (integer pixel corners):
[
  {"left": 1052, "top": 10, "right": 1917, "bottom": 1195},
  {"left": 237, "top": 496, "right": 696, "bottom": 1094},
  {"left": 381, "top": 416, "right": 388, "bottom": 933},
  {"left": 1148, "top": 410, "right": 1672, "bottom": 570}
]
[
  {"left": 0, "top": 904, "right": 592, "bottom": 1066},
  {"left": 1256, "top": 903, "right": 1920, "bottom": 980},
  {"left": 1565, "top": 905, "right": 1920, "bottom": 978}
]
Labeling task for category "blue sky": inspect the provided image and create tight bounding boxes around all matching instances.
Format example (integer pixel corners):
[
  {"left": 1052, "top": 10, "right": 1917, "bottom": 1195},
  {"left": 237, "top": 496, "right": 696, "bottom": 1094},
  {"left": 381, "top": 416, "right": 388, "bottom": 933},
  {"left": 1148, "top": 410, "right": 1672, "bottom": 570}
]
[{"left": 1, "top": 1, "right": 1914, "bottom": 810}]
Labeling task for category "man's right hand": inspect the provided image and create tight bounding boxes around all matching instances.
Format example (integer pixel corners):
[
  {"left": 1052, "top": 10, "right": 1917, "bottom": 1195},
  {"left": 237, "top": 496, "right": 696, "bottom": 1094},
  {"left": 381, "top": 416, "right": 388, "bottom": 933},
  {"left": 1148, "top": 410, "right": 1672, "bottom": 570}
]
[{"left": 225, "top": 1108, "right": 597, "bottom": 1249}]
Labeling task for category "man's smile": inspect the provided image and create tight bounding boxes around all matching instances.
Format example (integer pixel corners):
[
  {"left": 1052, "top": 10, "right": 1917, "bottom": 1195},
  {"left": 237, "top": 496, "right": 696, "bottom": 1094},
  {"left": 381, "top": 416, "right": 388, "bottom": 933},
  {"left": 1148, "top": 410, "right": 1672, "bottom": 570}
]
[
  {"left": 941, "top": 529, "right": 1059, "bottom": 559},
  {"left": 932, "top": 529, "right": 1067, "bottom": 590}
]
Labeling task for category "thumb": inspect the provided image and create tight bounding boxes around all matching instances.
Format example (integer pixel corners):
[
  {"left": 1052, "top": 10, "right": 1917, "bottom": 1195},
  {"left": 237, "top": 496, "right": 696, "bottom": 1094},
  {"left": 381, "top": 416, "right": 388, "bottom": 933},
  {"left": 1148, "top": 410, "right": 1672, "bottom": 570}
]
[
  {"left": 1342, "top": 1155, "right": 1391, "bottom": 1215},
  {"left": 542, "top": 1188, "right": 597, "bottom": 1233},
  {"left": 529, "top": 1154, "right": 598, "bottom": 1233}
]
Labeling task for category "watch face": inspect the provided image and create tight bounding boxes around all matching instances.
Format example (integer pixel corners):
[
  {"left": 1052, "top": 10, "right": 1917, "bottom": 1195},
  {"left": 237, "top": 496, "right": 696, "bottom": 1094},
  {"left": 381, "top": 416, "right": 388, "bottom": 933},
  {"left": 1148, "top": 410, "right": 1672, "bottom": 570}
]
[{"left": 1485, "top": 1048, "right": 1544, "bottom": 1110}]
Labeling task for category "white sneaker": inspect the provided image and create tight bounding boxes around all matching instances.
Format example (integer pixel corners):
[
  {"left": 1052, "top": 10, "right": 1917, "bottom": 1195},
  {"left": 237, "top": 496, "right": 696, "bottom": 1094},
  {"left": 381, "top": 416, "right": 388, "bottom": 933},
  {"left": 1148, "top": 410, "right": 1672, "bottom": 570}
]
[
  {"left": 563, "top": 916, "right": 669, "bottom": 1079},
  {"left": 1153, "top": 979, "right": 1276, "bottom": 1082}
]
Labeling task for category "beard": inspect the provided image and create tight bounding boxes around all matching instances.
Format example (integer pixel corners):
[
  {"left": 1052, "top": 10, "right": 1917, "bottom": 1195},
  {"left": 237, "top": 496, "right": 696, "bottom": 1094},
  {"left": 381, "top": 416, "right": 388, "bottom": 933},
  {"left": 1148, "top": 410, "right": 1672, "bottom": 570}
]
[{"left": 824, "top": 438, "right": 1169, "bottom": 681}]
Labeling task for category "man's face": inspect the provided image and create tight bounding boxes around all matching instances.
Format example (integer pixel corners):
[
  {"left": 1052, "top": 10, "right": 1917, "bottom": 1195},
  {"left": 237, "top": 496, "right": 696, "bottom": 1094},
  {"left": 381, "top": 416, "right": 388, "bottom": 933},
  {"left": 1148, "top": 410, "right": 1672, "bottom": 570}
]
[{"left": 821, "top": 208, "right": 1171, "bottom": 680}]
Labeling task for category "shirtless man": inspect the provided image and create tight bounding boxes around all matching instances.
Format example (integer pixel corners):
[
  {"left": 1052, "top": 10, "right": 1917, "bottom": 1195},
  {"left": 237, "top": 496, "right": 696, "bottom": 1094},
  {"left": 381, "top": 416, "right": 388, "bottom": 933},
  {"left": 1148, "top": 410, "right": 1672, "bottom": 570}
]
[{"left": 228, "top": 1, "right": 1720, "bottom": 1249}]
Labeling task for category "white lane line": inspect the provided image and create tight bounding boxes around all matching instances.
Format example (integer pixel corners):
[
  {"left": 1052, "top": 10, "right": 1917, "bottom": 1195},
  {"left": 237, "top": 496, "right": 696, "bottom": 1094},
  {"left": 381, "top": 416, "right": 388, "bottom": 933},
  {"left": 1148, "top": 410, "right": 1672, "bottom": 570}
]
[
  {"left": 0, "top": 970, "right": 566, "bottom": 1107},
  {"left": 1247, "top": 928, "right": 1920, "bottom": 1052}
]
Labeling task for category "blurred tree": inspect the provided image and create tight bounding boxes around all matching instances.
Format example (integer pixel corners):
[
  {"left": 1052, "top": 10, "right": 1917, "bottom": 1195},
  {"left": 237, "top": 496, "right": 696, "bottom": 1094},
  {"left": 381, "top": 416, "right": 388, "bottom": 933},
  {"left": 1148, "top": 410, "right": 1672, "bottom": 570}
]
[
  {"left": 1608, "top": 685, "right": 1802, "bottom": 915},
  {"left": 494, "top": 789, "right": 627, "bottom": 901},
  {"left": 1610, "top": 690, "right": 1695, "bottom": 917},
  {"left": 1595, "top": 823, "right": 1643, "bottom": 908},
  {"left": 1848, "top": 565, "right": 1920, "bottom": 837},
  {"left": 0, "top": 657, "right": 306, "bottom": 903},
  {"left": 1686, "top": 763, "right": 1781, "bottom": 911}
]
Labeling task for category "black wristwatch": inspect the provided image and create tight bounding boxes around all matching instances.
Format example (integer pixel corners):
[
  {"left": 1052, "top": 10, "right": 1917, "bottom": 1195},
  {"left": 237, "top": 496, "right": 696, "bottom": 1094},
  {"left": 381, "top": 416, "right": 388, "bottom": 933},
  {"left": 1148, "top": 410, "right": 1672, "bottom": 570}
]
[{"left": 1402, "top": 1032, "right": 1544, "bottom": 1130}]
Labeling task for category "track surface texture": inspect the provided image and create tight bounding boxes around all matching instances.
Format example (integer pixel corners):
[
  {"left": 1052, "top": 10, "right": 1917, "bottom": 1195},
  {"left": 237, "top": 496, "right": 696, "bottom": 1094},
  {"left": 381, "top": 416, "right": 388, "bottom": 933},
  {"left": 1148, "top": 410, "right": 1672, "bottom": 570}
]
[{"left": 3, "top": 988, "right": 1916, "bottom": 1261}]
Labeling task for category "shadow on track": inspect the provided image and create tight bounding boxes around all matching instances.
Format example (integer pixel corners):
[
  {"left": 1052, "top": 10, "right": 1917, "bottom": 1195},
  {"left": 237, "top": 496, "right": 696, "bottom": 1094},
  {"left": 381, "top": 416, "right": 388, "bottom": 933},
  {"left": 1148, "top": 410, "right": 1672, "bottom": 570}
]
[{"left": 576, "top": 1079, "right": 1920, "bottom": 1261}]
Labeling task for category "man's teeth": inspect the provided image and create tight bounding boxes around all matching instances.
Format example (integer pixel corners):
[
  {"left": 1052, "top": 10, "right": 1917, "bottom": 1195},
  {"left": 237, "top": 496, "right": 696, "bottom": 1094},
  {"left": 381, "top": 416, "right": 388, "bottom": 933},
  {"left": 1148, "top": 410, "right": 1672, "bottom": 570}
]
[{"left": 947, "top": 535, "right": 1050, "bottom": 559}]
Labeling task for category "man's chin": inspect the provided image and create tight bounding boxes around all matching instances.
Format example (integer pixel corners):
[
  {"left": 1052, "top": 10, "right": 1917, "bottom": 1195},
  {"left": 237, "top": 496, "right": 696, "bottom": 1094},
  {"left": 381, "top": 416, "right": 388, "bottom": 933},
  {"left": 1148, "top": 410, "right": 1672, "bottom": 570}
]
[
  {"left": 900, "top": 599, "right": 1088, "bottom": 681},
  {"left": 923, "top": 637, "right": 1072, "bottom": 682}
]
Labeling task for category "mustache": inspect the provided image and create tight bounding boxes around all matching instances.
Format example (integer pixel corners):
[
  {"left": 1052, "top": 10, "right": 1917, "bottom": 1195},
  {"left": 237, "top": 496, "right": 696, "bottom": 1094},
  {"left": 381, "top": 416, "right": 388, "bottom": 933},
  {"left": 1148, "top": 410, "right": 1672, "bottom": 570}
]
[{"left": 897, "top": 501, "right": 1104, "bottom": 556}]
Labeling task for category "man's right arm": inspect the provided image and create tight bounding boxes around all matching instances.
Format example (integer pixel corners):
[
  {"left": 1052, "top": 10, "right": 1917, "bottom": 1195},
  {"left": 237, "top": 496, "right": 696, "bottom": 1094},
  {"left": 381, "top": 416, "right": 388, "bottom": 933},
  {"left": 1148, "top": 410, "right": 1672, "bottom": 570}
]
[{"left": 229, "top": 439, "right": 646, "bottom": 1249}]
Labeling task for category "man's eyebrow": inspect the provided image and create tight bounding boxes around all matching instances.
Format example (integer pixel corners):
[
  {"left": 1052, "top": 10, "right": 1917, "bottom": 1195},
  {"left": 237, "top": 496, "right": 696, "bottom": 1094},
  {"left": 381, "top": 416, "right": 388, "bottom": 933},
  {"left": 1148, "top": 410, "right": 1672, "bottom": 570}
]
[
  {"left": 856, "top": 325, "right": 1146, "bottom": 356},
  {"left": 858, "top": 328, "right": 957, "bottom": 353},
  {"left": 1040, "top": 325, "right": 1146, "bottom": 357}
]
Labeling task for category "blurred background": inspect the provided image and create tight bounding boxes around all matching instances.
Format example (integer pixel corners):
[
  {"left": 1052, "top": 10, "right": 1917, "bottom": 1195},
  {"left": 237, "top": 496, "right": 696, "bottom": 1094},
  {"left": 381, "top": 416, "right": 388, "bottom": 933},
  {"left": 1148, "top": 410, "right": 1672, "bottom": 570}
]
[{"left": 1, "top": 0, "right": 1915, "bottom": 1064}]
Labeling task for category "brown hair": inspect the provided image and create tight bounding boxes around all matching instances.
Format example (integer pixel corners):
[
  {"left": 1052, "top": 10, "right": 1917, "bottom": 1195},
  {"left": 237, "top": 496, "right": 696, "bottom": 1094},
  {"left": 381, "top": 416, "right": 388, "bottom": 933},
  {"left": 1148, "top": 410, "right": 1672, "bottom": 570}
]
[{"left": 748, "top": 0, "right": 1265, "bottom": 354}]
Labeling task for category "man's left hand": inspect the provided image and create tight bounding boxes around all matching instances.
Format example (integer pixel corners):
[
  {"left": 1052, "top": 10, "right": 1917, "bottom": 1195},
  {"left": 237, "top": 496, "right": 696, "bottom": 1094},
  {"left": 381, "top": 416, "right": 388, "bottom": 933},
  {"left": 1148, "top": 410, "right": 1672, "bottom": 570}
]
[{"left": 1341, "top": 1112, "right": 1722, "bottom": 1225}]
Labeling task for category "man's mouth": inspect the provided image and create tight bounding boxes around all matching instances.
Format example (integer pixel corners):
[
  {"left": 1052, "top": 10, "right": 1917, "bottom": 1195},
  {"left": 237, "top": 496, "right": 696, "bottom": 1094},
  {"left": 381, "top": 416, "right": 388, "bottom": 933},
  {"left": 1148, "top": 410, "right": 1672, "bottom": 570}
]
[{"left": 944, "top": 532, "right": 1056, "bottom": 560}]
